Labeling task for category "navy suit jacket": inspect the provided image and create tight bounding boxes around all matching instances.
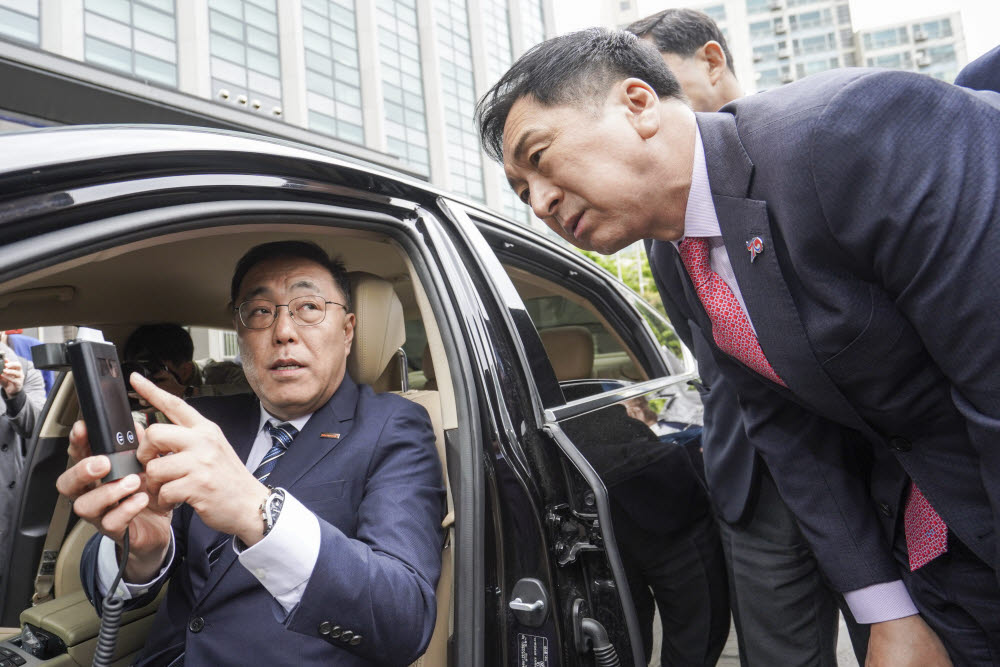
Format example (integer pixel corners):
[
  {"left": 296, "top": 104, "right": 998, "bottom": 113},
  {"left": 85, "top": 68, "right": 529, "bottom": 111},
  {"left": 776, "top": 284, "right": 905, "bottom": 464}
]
[
  {"left": 955, "top": 45, "right": 1000, "bottom": 92},
  {"left": 646, "top": 244, "right": 761, "bottom": 524},
  {"left": 81, "top": 374, "right": 445, "bottom": 666},
  {"left": 649, "top": 68, "right": 1000, "bottom": 592}
]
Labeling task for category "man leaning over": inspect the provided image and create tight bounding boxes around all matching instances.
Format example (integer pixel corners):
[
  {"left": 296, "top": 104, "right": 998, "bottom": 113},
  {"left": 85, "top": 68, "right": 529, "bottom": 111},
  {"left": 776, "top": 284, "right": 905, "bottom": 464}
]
[
  {"left": 626, "top": 10, "right": 868, "bottom": 665},
  {"left": 478, "top": 28, "right": 1000, "bottom": 665},
  {"left": 57, "top": 240, "right": 445, "bottom": 666}
]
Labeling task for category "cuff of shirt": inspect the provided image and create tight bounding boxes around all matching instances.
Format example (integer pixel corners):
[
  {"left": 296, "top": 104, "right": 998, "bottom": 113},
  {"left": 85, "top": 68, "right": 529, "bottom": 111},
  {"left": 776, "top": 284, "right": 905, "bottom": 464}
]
[
  {"left": 238, "top": 491, "right": 320, "bottom": 614},
  {"left": 843, "top": 580, "right": 919, "bottom": 623},
  {"left": 97, "top": 530, "right": 176, "bottom": 600}
]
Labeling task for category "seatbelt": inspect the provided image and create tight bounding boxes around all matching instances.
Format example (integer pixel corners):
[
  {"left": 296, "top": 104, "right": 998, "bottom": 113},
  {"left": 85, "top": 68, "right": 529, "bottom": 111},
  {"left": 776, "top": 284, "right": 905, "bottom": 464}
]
[{"left": 31, "top": 493, "right": 73, "bottom": 605}]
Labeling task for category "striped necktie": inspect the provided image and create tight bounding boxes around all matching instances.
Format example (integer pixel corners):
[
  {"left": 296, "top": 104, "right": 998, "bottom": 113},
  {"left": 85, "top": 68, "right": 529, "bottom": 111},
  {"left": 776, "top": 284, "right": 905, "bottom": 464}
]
[
  {"left": 254, "top": 421, "right": 299, "bottom": 484},
  {"left": 206, "top": 421, "right": 299, "bottom": 566}
]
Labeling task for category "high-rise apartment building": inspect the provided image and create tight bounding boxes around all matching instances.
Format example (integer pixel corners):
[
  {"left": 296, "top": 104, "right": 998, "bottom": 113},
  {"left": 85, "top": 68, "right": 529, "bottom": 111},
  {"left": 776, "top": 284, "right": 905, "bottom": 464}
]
[
  {"left": 0, "top": 0, "right": 553, "bottom": 228},
  {"left": 601, "top": 0, "right": 968, "bottom": 93},
  {"left": 857, "top": 13, "right": 965, "bottom": 83}
]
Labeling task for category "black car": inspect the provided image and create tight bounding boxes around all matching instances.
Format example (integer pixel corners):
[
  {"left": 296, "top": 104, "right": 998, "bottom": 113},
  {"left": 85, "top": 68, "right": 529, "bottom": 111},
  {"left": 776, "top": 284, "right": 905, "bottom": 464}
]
[{"left": 0, "top": 125, "right": 704, "bottom": 666}]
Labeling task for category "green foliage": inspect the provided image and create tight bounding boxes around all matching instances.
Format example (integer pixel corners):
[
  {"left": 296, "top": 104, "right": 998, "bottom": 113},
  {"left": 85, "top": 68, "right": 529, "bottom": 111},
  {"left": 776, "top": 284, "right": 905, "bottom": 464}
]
[{"left": 577, "top": 247, "right": 665, "bottom": 317}]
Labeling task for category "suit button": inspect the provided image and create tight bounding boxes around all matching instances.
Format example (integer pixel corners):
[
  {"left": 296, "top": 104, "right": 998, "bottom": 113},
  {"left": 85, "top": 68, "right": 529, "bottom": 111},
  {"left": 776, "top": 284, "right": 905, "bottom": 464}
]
[
  {"left": 329, "top": 625, "right": 343, "bottom": 638},
  {"left": 341, "top": 630, "right": 354, "bottom": 642},
  {"left": 350, "top": 635, "right": 362, "bottom": 646},
  {"left": 888, "top": 437, "right": 912, "bottom": 452},
  {"left": 879, "top": 503, "right": 892, "bottom": 517},
  {"left": 188, "top": 616, "right": 205, "bottom": 633},
  {"left": 318, "top": 621, "right": 332, "bottom": 636}
]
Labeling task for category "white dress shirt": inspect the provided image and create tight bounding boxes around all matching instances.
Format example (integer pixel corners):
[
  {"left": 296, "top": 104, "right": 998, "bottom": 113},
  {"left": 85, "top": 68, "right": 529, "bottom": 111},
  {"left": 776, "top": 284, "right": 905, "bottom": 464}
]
[
  {"left": 97, "top": 407, "right": 321, "bottom": 616},
  {"left": 680, "top": 124, "right": 917, "bottom": 624}
]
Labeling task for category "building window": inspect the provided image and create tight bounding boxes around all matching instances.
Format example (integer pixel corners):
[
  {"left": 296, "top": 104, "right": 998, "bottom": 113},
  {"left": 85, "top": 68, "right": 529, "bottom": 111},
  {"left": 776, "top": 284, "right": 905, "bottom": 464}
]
[
  {"left": 377, "top": 0, "right": 428, "bottom": 173},
  {"left": 749, "top": 19, "right": 773, "bottom": 39},
  {"left": 436, "top": 0, "right": 484, "bottom": 201},
  {"left": 745, "top": 0, "right": 770, "bottom": 16},
  {"left": 519, "top": 0, "right": 545, "bottom": 51},
  {"left": 303, "top": 0, "right": 363, "bottom": 143},
  {"left": 0, "top": 0, "right": 40, "bottom": 45},
  {"left": 209, "top": 0, "right": 283, "bottom": 119},
  {"left": 702, "top": 4, "right": 726, "bottom": 22},
  {"left": 863, "top": 26, "right": 908, "bottom": 51},
  {"left": 83, "top": 0, "right": 178, "bottom": 87}
]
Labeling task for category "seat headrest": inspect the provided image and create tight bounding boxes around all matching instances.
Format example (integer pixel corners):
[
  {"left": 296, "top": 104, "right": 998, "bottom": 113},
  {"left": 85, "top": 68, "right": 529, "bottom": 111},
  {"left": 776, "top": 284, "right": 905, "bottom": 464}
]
[
  {"left": 346, "top": 272, "right": 405, "bottom": 386},
  {"left": 538, "top": 325, "right": 594, "bottom": 381}
]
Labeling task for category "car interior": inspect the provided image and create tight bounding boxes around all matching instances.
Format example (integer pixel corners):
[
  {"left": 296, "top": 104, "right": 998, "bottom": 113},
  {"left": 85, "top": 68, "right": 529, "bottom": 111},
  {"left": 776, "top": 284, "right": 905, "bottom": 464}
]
[
  {"left": 0, "top": 215, "right": 658, "bottom": 665},
  {"left": 0, "top": 223, "right": 457, "bottom": 666}
]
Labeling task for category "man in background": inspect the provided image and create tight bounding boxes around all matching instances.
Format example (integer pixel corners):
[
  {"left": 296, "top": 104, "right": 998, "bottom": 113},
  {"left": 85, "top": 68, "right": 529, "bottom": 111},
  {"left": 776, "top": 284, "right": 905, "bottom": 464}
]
[
  {"left": 0, "top": 338, "right": 44, "bottom": 581},
  {"left": 626, "top": 10, "right": 867, "bottom": 665}
]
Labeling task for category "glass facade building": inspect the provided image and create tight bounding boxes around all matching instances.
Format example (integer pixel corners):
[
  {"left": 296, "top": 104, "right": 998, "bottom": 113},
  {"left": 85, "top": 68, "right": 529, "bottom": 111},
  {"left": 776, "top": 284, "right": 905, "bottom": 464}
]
[{"left": 0, "top": 0, "right": 552, "bottom": 228}]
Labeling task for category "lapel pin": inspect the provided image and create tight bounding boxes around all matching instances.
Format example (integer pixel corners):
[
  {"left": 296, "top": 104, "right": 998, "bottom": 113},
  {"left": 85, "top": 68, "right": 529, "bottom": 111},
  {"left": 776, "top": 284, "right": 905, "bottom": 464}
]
[
  {"left": 320, "top": 432, "right": 341, "bottom": 439},
  {"left": 746, "top": 236, "right": 764, "bottom": 263}
]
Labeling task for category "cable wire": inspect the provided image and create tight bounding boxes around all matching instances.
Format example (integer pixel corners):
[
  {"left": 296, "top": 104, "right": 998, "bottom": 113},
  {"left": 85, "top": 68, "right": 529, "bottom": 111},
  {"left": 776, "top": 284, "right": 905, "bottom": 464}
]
[{"left": 92, "top": 527, "right": 130, "bottom": 667}]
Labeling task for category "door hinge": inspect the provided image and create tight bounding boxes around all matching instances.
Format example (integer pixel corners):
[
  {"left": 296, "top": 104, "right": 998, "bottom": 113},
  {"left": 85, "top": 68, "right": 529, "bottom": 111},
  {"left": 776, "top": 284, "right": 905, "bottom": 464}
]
[{"left": 546, "top": 504, "right": 602, "bottom": 566}]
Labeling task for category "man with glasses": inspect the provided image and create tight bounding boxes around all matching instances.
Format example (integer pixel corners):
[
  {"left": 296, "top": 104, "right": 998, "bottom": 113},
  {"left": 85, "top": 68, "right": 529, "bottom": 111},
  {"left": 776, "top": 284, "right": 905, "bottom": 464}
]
[{"left": 58, "top": 241, "right": 446, "bottom": 666}]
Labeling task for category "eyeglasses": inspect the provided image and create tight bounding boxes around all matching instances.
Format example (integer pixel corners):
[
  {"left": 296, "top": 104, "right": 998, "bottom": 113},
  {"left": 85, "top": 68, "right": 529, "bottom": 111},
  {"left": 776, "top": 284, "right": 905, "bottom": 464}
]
[{"left": 235, "top": 295, "right": 346, "bottom": 330}]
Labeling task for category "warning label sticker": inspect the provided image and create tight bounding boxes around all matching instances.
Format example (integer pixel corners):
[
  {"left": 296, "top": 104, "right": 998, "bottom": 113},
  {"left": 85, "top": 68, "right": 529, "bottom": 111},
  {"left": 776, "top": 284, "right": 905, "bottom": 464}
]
[{"left": 518, "top": 633, "right": 550, "bottom": 667}]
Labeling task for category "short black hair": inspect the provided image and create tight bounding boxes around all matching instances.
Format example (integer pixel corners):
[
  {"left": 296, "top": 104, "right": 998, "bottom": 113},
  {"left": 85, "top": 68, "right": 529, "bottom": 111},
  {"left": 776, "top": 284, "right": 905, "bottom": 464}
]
[
  {"left": 230, "top": 241, "right": 352, "bottom": 313},
  {"left": 626, "top": 8, "right": 736, "bottom": 75},
  {"left": 124, "top": 323, "right": 193, "bottom": 364},
  {"left": 476, "top": 27, "right": 683, "bottom": 163}
]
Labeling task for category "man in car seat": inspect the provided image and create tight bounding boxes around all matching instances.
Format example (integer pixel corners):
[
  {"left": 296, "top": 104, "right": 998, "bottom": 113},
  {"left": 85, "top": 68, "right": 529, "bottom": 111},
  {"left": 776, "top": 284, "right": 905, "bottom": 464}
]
[{"left": 58, "top": 241, "right": 446, "bottom": 666}]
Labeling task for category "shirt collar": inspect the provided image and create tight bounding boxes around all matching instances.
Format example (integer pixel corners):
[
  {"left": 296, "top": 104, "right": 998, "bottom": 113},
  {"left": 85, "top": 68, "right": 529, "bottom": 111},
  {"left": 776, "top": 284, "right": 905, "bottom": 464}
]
[
  {"left": 681, "top": 122, "right": 722, "bottom": 240},
  {"left": 257, "top": 406, "right": 312, "bottom": 435}
]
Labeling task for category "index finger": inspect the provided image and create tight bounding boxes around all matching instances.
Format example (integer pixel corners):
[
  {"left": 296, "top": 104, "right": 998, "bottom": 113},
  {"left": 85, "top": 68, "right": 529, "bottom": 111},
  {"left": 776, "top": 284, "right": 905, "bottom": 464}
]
[{"left": 130, "top": 372, "right": 205, "bottom": 428}]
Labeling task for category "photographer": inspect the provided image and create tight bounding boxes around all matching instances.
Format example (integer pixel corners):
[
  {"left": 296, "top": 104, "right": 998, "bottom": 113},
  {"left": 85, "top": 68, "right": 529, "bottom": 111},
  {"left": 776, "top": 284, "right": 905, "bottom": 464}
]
[{"left": 1, "top": 338, "right": 44, "bottom": 577}]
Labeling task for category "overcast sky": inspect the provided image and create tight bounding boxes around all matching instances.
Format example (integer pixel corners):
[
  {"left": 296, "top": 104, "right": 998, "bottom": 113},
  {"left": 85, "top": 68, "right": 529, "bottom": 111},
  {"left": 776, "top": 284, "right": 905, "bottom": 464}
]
[{"left": 551, "top": 0, "right": 998, "bottom": 61}]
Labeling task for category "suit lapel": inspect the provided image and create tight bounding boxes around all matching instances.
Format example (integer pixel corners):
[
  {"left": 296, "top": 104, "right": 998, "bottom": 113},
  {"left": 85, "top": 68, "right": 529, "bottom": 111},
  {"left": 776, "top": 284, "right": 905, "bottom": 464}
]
[
  {"left": 696, "top": 113, "right": 879, "bottom": 437},
  {"left": 193, "top": 376, "right": 359, "bottom": 607}
]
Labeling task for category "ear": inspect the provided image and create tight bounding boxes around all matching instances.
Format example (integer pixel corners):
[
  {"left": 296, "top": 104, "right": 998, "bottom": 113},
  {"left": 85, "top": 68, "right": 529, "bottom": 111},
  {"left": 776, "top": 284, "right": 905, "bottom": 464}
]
[
  {"left": 343, "top": 312, "right": 356, "bottom": 352},
  {"left": 620, "top": 78, "right": 661, "bottom": 140},
  {"left": 701, "top": 41, "right": 728, "bottom": 84}
]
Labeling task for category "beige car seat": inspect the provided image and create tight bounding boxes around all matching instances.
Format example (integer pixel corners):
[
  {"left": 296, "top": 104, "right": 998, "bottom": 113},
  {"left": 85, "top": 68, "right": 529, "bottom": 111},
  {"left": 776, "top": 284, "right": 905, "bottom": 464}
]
[
  {"left": 346, "top": 272, "right": 453, "bottom": 667},
  {"left": 539, "top": 325, "right": 595, "bottom": 380}
]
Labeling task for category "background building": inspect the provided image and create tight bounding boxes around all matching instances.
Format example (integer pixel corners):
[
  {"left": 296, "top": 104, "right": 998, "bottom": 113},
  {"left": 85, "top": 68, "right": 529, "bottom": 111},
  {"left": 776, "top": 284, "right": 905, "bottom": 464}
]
[
  {"left": 0, "top": 0, "right": 553, "bottom": 228},
  {"left": 599, "top": 0, "right": 967, "bottom": 92},
  {"left": 0, "top": 0, "right": 554, "bottom": 348}
]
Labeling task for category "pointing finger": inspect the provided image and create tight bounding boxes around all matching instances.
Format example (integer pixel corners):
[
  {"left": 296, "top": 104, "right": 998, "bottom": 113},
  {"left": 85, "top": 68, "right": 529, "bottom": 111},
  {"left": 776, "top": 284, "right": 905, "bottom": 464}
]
[{"left": 130, "top": 373, "right": 205, "bottom": 428}]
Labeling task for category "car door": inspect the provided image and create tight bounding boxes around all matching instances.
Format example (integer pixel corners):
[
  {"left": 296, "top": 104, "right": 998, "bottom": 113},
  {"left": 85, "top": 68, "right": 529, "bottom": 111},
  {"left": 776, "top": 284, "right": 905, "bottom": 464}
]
[{"left": 439, "top": 200, "right": 703, "bottom": 666}]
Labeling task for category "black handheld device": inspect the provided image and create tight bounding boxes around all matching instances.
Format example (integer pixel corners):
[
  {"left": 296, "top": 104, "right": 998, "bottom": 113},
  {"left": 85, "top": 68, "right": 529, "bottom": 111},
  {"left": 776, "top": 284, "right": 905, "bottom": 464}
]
[{"left": 33, "top": 328, "right": 142, "bottom": 482}]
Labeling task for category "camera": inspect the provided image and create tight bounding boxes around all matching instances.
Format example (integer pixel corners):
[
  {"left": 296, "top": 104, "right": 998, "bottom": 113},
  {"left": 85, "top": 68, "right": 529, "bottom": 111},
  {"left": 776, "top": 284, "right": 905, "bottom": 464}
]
[
  {"left": 120, "top": 359, "right": 166, "bottom": 382},
  {"left": 32, "top": 328, "right": 141, "bottom": 482}
]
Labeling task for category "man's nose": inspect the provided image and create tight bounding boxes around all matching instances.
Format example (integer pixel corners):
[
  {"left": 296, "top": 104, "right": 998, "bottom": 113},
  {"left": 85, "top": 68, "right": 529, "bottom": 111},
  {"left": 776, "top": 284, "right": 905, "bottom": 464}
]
[
  {"left": 272, "top": 306, "right": 298, "bottom": 342},
  {"left": 530, "top": 180, "right": 561, "bottom": 219}
]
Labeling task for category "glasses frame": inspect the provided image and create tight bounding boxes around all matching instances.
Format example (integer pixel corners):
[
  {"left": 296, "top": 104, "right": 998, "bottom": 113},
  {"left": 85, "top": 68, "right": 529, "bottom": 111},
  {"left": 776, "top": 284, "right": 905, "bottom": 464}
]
[{"left": 235, "top": 295, "right": 346, "bottom": 330}]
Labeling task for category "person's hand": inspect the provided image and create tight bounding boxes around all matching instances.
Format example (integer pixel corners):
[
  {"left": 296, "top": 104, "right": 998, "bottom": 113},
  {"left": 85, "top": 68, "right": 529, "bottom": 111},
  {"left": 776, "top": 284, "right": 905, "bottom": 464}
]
[
  {"left": 56, "top": 419, "right": 173, "bottom": 583},
  {"left": 866, "top": 614, "right": 952, "bottom": 667},
  {"left": 132, "top": 373, "right": 270, "bottom": 547},
  {"left": 0, "top": 355, "right": 25, "bottom": 396},
  {"left": 150, "top": 368, "right": 187, "bottom": 398}
]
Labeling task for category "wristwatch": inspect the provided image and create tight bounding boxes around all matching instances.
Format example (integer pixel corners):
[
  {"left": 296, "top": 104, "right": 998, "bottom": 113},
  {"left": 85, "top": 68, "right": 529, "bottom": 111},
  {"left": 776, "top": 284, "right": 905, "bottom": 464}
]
[{"left": 260, "top": 487, "right": 286, "bottom": 538}]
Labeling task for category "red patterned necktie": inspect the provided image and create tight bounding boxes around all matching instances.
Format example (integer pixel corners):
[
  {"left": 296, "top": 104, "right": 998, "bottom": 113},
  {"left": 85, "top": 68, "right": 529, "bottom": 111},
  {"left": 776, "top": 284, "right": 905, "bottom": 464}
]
[
  {"left": 678, "top": 237, "right": 786, "bottom": 387},
  {"left": 904, "top": 484, "right": 948, "bottom": 570}
]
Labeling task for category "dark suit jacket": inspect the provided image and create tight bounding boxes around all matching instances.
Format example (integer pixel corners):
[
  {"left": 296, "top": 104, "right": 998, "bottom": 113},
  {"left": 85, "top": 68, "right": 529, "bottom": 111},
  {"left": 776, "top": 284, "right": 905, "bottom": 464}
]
[
  {"left": 81, "top": 374, "right": 445, "bottom": 666},
  {"left": 649, "top": 68, "right": 1000, "bottom": 592},
  {"left": 646, "top": 244, "right": 760, "bottom": 525},
  {"left": 955, "top": 45, "right": 1000, "bottom": 92}
]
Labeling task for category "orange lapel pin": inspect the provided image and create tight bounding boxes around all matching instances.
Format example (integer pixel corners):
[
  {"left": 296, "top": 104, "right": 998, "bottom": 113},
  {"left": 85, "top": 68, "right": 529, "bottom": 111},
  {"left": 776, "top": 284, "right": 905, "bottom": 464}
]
[{"left": 320, "top": 433, "right": 341, "bottom": 439}]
